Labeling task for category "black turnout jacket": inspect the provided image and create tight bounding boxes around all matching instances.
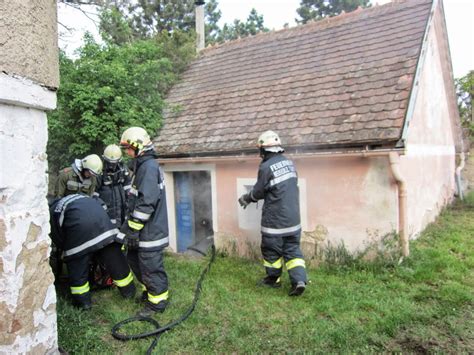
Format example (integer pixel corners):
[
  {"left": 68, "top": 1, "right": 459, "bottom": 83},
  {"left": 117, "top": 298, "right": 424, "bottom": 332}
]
[
  {"left": 118, "top": 150, "right": 169, "bottom": 251},
  {"left": 249, "top": 153, "right": 301, "bottom": 237},
  {"left": 97, "top": 162, "right": 131, "bottom": 227},
  {"left": 49, "top": 194, "right": 119, "bottom": 261}
]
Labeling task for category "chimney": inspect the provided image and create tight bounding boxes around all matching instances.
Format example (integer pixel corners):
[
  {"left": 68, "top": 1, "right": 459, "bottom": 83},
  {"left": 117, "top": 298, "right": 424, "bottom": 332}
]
[{"left": 195, "top": 0, "right": 205, "bottom": 52}]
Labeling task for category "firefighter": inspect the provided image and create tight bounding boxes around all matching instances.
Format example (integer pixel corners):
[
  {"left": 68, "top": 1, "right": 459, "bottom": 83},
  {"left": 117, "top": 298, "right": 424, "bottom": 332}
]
[
  {"left": 238, "top": 130, "right": 307, "bottom": 296},
  {"left": 53, "top": 154, "right": 103, "bottom": 283},
  {"left": 119, "top": 126, "right": 170, "bottom": 317},
  {"left": 55, "top": 154, "right": 103, "bottom": 198},
  {"left": 97, "top": 144, "right": 131, "bottom": 227},
  {"left": 49, "top": 194, "right": 136, "bottom": 309}
]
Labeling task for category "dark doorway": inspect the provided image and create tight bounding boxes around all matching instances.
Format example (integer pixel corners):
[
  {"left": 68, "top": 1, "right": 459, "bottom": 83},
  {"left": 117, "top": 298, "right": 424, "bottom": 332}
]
[{"left": 174, "top": 171, "right": 213, "bottom": 253}]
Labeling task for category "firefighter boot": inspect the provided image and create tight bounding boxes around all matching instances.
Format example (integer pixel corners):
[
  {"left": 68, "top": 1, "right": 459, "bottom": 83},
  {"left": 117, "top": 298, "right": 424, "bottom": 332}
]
[
  {"left": 288, "top": 281, "right": 306, "bottom": 296},
  {"left": 136, "top": 300, "right": 168, "bottom": 318},
  {"left": 118, "top": 282, "right": 136, "bottom": 299},
  {"left": 257, "top": 276, "right": 281, "bottom": 288},
  {"left": 72, "top": 293, "right": 92, "bottom": 310}
]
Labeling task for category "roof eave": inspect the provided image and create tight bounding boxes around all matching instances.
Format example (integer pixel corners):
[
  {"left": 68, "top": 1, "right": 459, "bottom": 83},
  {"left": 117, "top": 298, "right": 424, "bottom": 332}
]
[{"left": 156, "top": 139, "right": 403, "bottom": 160}]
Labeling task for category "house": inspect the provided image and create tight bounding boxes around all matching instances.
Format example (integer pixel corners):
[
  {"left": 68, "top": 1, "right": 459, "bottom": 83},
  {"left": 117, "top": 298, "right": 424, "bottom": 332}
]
[
  {"left": 0, "top": 0, "right": 59, "bottom": 352},
  {"left": 154, "top": 0, "right": 464, "bottom": 259}
]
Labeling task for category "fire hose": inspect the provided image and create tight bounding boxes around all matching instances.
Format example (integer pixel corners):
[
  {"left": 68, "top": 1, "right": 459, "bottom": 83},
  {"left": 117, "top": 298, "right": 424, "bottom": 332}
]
[{"left": 111, "top": 245, "right": 216, "bottom": 354}]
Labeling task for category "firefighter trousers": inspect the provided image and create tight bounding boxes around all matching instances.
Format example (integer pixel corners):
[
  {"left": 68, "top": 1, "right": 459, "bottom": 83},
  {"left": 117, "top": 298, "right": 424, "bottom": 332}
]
[
  {"left": 67, "top": 242, "right": 135, "bottom": 307},
  {"left": 127, "top": 248, "right": 169, "bottom": 310},
  {"left": 261, "top": 233, "right": 307, "bottom": 285}
]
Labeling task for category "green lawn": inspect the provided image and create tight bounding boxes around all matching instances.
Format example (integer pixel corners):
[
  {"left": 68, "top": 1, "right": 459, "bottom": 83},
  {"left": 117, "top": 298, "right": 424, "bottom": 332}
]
[{"left": 57, "top": 192, "right": 474, "bottom": 353}]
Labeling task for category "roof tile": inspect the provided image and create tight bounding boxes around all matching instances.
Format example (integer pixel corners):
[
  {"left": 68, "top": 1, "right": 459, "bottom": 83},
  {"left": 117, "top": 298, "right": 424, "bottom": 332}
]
[{"left": 156, "top": 0, "right": 433, "bottom": 156}]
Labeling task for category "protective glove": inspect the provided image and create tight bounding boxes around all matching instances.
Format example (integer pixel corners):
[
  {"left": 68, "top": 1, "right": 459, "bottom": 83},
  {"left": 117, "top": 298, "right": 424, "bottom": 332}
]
[
  {"left": 238, "top": 193, "right": 252, "bottom": 209},
  {"left": 120, "top": 220, "right": 142, "bottom": 250}
]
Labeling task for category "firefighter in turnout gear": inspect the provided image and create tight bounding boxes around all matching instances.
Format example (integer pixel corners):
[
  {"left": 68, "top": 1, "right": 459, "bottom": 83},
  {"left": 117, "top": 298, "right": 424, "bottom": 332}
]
[
  {"left": 49, "top": 194, "right": 136, "bottom": 309},
  {"left": 55, "top": 154, "right": 103, "bottom": 198},
  {"left": 238, "top": 130, "right": 307, "bottom": 296},
  {"left": 53, "top": 154, "right": 103, "bottom": 286},
  {"left": 97, "top": 144, "right": 131, "bottom": 227},
  {"left": 119, "top": 127, "right": 170, "bottom": 317}
]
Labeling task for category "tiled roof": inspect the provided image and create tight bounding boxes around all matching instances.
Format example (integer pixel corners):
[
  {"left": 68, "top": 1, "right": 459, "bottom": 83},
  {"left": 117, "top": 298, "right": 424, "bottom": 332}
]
[{"left": 155, "top": 0, "right": 433, "bottom": 157}]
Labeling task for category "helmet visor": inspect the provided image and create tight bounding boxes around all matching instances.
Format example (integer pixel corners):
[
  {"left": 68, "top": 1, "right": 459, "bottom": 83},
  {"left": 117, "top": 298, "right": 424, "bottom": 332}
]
[
  {"left": 120, "top": 141, "right": 131, "bottom": 150},
  {"left": 84, "top": 168, "right": 98, "bottom": 177}
]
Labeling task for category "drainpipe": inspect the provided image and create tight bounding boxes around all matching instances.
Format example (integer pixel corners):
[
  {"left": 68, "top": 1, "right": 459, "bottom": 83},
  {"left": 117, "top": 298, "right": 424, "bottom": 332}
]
[
  {"left": 455, "top": 152, "right": 465, "bottom": 200},
  {"left": 389, "top": 152, "right": 409, "bottom": 258},
  {"left": 195, "top": 0, "right": 205, "bottom": 52}
]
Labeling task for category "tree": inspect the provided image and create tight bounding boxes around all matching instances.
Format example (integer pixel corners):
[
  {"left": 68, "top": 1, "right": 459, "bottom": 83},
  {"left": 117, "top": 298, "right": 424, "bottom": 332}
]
[
  {"left": 98, "top": 0, "right": 221, "bottom": 45},
  {"left": 99, "top": 6, "right": 136, "bottom": 44},
  {"left": 296, "top": 0, "right": 370, "bottom": 24},
  {"left": 60, "top": 0, "right": 266, "bottom": 47},
  {"left": 204, "top": 0, "right": 222, "bottom": 44},
  {"left": 47, "top": 31, "right": 195, "bottom": 171},
  {"left": 455, "top": 71, "right": 473, "bottom": 140},
  {"left": 216, "top": 8, "right": 269, "bottom": 42}
]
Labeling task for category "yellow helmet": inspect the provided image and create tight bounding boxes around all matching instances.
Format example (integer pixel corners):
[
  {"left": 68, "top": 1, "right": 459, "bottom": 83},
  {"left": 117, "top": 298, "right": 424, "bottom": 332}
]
[
  {"left": 82, "top": 154, "right": 103, "bottom": 176},
  {"left": 257, "top": 130, "right": 282, "bottom": 148},
  {"left": 120, "top": 127, "right": 151, "bottom": 151},
  {"left": 103, "top": 144, "right": 122, "bottom": 163}
]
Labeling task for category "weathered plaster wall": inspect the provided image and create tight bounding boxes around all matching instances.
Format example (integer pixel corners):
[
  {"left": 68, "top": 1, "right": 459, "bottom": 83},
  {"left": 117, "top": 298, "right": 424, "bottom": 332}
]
[
  {"left": 210, "top": 155, "right": 398, "bottom": 256},
  {"left": 0, "top": 95, "right": 58, "bottom": 353},
  {"left": 0, "top": 0, "right": 59, "bottom": 350},
  {"left": 296, "top": 156, "right": 397, "bottom": 252},
  {"left": 0, "top": 0, "right": 59, "bottom": 88},
  {"left": 402, "top": 4, "right": 458, "bottom": 237}
]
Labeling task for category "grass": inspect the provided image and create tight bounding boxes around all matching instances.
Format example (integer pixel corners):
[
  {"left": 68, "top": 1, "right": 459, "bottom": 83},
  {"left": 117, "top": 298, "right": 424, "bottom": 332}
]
[{"left": 57, "top": 191, "right": 474, "bottom": 353}]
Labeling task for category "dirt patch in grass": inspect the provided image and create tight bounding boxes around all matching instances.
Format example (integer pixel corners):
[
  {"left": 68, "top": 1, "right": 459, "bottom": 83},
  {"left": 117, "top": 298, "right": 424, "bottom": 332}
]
[{"left": 385, "top": 305, "right": 474, "bottom": 353}]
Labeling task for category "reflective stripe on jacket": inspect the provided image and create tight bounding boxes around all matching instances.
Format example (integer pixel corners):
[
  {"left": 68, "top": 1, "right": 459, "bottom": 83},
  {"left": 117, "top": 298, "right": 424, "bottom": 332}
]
[{"left": 49, "top": 194, "right": 118, "bottom": 260}]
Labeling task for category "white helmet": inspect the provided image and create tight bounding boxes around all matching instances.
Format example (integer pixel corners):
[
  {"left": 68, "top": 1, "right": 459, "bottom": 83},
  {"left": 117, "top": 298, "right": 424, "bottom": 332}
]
[
  {"left": 120, "top": 127, "right": 151, "bottom": 152},
  {"left": 82, "top": 154, "right": 103, "bottom": 176},
  {"left": 103, "top": 144, "right": 122, "bottom": 163},
  {"left": 257, "top": 130, "right": 282, "bottom": 148}
]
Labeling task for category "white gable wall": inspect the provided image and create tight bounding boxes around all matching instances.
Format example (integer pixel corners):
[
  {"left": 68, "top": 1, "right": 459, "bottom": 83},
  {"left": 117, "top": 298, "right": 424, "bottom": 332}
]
[{"left": 401, "top": 3, "right": 458, "bottom": 238}]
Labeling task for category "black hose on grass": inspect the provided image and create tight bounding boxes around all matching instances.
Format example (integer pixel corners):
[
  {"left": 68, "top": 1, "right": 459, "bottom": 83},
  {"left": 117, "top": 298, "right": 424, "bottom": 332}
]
[{"left": 111, "top": 245, "right": 216, "bottom": 354}]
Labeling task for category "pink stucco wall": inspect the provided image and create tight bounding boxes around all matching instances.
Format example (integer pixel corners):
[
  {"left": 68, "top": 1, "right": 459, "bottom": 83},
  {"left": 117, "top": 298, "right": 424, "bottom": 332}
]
[
  {"left": 297, "top": 156, "right": 398, "bottom": 250},
  {"left": 217, "top": 161, "right": 254, "bottom": 237},
  {"left": 212, "top": 155, "right": 398, "bottom": 255}
]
